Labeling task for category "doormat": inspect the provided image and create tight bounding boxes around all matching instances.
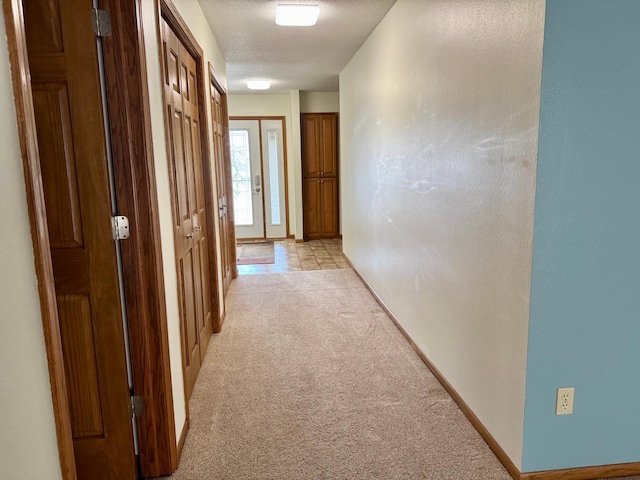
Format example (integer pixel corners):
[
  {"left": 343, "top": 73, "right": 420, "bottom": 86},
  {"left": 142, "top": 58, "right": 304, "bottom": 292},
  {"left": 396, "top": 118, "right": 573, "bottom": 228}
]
[{"left": 237, "top": 242, "right": 275, "bottom": 265}]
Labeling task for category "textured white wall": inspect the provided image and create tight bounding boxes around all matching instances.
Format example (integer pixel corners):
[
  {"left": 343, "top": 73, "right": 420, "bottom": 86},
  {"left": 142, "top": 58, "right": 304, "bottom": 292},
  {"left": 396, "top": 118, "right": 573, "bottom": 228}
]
[
  {"left": 141, "top": 0, "right": 227, "bottom": 441},
  {"left": 0, "top": 10, "right": 62, "bottom": 480},
  {"left": 228, "top": 93, "right": 303, "bottom": 239},
  {"left": 340, "top": 0, "right": 545, "bottom": 468},
  {"left": 300, "top": 91, "right": 340, "bottom": 113}
]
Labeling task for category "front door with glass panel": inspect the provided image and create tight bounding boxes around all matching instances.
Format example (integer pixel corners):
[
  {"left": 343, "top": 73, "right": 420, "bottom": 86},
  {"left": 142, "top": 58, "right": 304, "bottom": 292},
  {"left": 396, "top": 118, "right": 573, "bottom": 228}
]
[{"left": 230, "top": 119, "right": 287, "bottom": 240}]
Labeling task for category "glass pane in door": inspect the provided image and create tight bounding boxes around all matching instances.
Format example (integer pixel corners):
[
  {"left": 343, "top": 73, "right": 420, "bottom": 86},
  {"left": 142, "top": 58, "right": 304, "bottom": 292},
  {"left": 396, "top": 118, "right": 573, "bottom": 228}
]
[
  {"left": 230, "top": 130, "right": 253, "bottom": 225},
  {"left": 267, "top": 130, "right": 281, "bottom": 225}
]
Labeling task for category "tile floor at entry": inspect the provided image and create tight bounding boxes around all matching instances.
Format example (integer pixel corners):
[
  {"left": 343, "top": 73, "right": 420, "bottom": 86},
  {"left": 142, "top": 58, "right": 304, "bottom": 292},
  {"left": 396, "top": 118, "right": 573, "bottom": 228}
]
[{"left": 237, "top": 238, "right": 347, "bottom": 275}]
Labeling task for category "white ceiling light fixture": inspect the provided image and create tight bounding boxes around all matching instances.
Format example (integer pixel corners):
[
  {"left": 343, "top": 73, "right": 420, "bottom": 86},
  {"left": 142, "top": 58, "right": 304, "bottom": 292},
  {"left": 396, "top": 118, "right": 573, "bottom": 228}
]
[
  {"left": 276, "top": 4, "right": 320, "bottom": 27},
  {"left": 247, "top": 79, "right": 271, "bottom": 90}
]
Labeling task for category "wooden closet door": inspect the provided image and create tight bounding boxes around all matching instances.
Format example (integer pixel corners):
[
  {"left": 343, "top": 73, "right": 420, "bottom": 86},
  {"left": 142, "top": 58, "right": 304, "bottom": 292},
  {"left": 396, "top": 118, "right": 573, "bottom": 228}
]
[
  {"left": 210, "top": 80, "right": 233, "bottom": 295},
  {"left": 24, "top": 0, "right": 136, "bottom": 478},
  {"left": 302, "top": 113, "right": 339, "bottom": 240},
  {"left": 319, "top": 114, "right": 338, "bottom": 176},
  {"left": 304, "top": 178, "right": 323, "bottom": 239},
  {"left": 161, "top": 19, "right": 213, "bottom": 400},
  {"left": 320, "top": 177, "right": 339, "bottom": 237},
  {"left": 302, "top": 114, "right": 321, "bottom": 176}
]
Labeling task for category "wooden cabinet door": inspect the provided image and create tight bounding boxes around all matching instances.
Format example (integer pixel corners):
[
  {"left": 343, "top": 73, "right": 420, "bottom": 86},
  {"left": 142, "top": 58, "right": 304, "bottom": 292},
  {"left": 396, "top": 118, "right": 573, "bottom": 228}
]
[
  {"left": 302, "top": 114, "right": 321, "bottom": 176},
  {"left": 303, "top": 178, "right": 323, "bottom": 239},
  {"left": 302, "top": 113, "right": 339, "bottom": 240},
  {"left": 319, "top": 114, "right": 338, "bottom": 176},
  {"left": 161, "top": 19, "right": 213, "bottom": 400},
  {"left": 320, "top": 178, "right": 339, "bottom": 237},
  {"left": 24, "top": 0, "right": 136, "bottom": 478},
  {"left": 302, "top": 114, "right": 338, "bottom": 177}
]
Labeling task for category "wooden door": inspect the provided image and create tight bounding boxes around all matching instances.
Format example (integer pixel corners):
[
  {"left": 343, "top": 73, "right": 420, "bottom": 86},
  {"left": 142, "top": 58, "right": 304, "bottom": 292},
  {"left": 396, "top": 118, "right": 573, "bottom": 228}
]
[
  {"left": 304, "top": 178, "right": 322, "bottom": 239},
  {"left": 210, "top": 77, "right": 234, "bottom": 294},
  {"left": 302, "top": 115, "right": 321, "bottom": 176},
  {"left": 320, "top": 177, "right": 339, "bottom": 237},
  {"left": 302, "top": 113, "right": 339, "bottom": 240},
  {"left": 319, "top": 114, "right": 338, "bottom": 176},
  {"left": 161, "top": 19, "right": 213, "bottom": 400},
  {"left": 24, "top": 0, "right": 137, "bottom": 478},
  {"left": 301, "top": 114, "right": 338, "bottom": 177}
]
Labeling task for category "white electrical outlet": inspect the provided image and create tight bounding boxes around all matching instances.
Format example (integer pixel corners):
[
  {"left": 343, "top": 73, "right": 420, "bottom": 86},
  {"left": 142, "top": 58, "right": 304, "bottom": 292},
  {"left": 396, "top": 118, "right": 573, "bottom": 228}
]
[{"left": 556, "top": 387, "right": 574, "bottom": 415}]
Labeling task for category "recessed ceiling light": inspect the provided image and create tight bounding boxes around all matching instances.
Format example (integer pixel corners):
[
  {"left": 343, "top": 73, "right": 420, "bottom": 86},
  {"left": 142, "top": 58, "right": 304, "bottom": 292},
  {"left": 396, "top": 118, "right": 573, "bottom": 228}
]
[
  {"left": 276, "top": 4, "right": 319, "bottom": 27},
  {"left": 247, "top": 79, "right": 271, "bottom": 90}
]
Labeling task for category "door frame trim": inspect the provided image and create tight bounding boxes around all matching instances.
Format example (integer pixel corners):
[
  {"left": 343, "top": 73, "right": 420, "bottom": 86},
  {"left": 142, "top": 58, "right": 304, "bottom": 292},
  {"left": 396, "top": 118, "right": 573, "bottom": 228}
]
[
  {"left": 2, "top": 1, "right": 77, "bottom": 477},
  {"left": 4, "top": 0, "right": 180, "bottom": 477},
  {"left": 157, "top": 0, "right": 220, "bottom": 409},
  {"left": 209, "top": 63, "right": 238, "bottom": 306},
  {"left": 229, "top": 116, "right": 291, "bottom": 239},
  {"left": 100, "top": 0, "right": 178, "bottom": 476}
]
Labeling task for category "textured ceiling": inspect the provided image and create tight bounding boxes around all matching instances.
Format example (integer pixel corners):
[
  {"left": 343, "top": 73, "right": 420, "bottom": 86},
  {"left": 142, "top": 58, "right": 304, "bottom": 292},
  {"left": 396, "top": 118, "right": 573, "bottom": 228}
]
[{"left": 199, "top": 0, "right": 397, "bottom": 93}]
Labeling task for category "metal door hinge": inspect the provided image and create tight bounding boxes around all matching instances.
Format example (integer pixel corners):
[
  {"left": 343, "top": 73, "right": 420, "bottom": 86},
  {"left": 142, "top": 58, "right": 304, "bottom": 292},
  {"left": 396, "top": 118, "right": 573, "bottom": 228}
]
[
  {"left": 92, "top": 9, "right": 112, "bottom": 37},
  {"left": 129, "top": 395, "right": 145, "bottom": 418},
  {"left": 112, "top": 215, "right": 130, "bottom": 240}
]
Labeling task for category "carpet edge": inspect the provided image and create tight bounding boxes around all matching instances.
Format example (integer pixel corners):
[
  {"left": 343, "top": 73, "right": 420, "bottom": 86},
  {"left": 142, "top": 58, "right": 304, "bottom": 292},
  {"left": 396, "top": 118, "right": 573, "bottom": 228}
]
[{"left": 343, "top": 254, "right": 522, "bottom": 480}]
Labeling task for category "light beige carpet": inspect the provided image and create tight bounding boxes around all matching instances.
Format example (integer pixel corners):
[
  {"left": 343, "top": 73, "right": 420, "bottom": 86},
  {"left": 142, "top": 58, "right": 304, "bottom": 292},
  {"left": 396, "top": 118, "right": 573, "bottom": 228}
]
[{"left": 163, "top": 270, "right": 513, "bottom": 480}]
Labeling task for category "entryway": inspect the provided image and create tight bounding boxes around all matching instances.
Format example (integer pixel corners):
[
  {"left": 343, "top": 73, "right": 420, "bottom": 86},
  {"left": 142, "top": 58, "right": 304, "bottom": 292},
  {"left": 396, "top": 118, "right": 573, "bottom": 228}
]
[
  {"left": 236, "top": 239, "right": 347, "bottom": 275},
  {"left": 229, "top": 118, "right": 288, "bottom": 241}
]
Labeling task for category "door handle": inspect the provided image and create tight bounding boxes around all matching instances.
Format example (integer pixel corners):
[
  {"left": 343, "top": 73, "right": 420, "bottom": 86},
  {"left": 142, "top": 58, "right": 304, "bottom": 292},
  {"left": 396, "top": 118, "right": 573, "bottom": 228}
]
[{"left": 185, "top": 233, "right": 194, "bottom": 239}]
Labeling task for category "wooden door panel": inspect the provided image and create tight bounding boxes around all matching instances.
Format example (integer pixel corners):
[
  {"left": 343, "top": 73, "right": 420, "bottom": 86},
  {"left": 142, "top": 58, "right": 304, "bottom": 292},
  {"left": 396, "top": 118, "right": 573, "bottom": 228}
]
[
  {"left": 197, "top": 237, "right": 213, "bottom": 353},
  {"left": 25, "top": 0, "right": 137, "bottom": 478},
  {"left": 302, "top": 115, "right": 320, "bottom": 176},
  {"left": 31, "top": 84, "right": 83, "bottom": 248},
  {"left": 173, "top": 110, "right": 190, "bottom": 226},
  {"left": 57, "top": 294, "right": 103, "bottom": 438},
  {"left": 321, "top": 178, "right": 339, "bottom": 237},
  {"left": 179, "top": 252, "right": 200, "bottom": 400},
  {"left": 320, "top": 115, "right": 338, "bottom": 176},
  {"left": 304, "top": 179, "right": 322, "bottom": 239}
]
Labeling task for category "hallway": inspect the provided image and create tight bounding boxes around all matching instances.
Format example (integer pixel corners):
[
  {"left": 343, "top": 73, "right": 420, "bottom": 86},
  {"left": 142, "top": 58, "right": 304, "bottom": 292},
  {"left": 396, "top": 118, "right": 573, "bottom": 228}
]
[{"left": 162, "top": 267, "right": 512, "bottom": 479}]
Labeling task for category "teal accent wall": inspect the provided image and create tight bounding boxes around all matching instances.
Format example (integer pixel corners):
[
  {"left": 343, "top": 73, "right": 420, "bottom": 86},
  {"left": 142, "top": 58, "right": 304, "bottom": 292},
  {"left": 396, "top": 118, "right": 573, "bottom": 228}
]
[{"left": 523, "top": 0, "right": 640, "bottom": 472}]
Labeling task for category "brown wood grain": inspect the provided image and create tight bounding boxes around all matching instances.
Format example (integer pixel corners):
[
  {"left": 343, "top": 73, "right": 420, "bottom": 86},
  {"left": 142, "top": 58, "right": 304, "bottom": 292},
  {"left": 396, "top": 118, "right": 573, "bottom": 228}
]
[
  {"left": 25, "top": 0, "right": 137, "bottom": 477},
  {"left": 302, "top": 113, "right": 340, "bottom": 240},
  {"left": 2, "top": 0, "right": 77, "bottom": 477},
  {"left": 210, "top": 67, "right": 234, "bottom": 304},
  {"left": 320, "top": 177, "right": 339, "bottom": 237},
  {"left": 160, "top": 0, "right": 219, "bottom": 410},
  {"left": 57, "top": 295, "right": 103, "bottom": 438},
  {"left": 303, "top": 178, "right": 322, "bottom": 239},
  {"left": 99, "top": 0, "right": 179, "bottom": 475},
  {"left": 177, "top": 417, "right": 190, "bottom": 462},
  {"left": 521, "top": 463, "right": 640, "bottom": 480}
]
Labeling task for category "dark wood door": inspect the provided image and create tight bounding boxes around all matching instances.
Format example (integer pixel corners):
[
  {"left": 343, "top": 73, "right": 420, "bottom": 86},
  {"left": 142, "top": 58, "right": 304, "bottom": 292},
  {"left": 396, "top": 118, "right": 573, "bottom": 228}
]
[
  {"left": 210, "top": 76, "right": 234, "bottom": 295},
  {"left": 161, "top": 19, "right": 213, "bottom": 400},
  {"left": 302, "top": 113, "right": 339, "bottom": 240},
  {"left": 24, "top": 0, "right": 136, "bottom": 478}
]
